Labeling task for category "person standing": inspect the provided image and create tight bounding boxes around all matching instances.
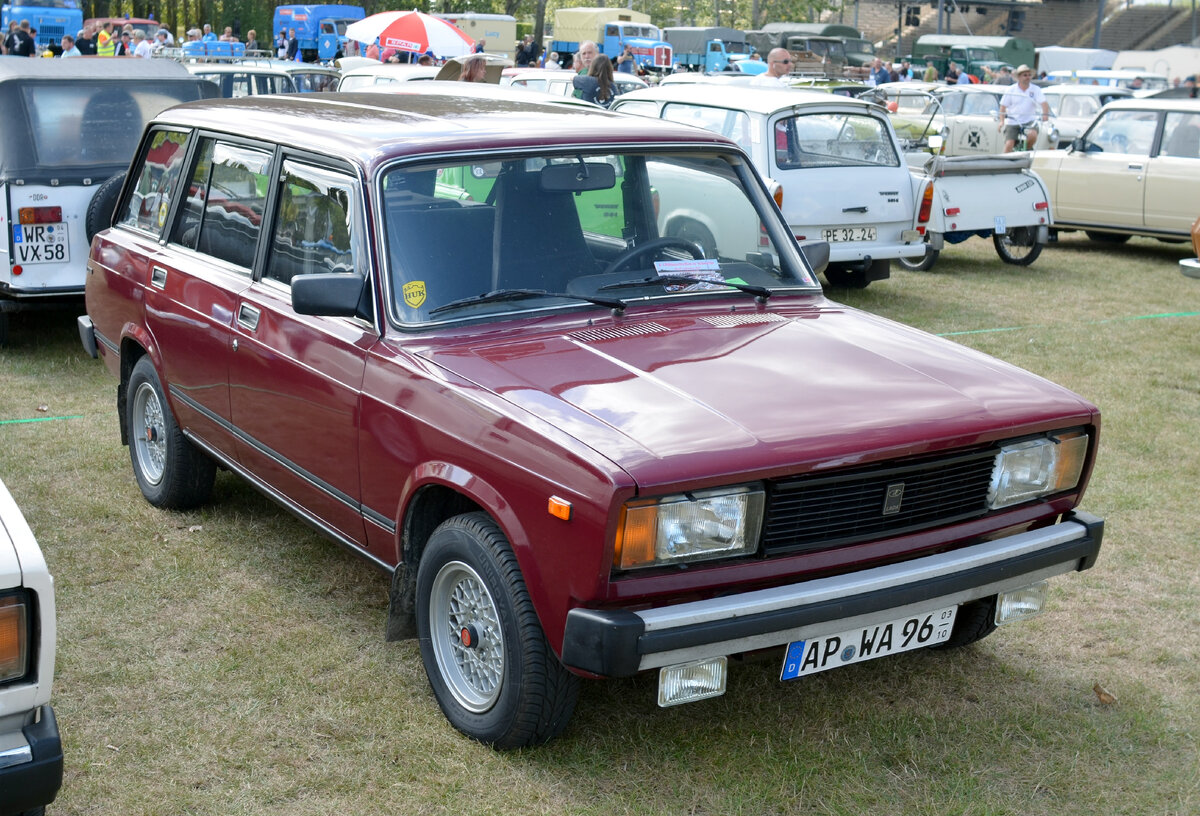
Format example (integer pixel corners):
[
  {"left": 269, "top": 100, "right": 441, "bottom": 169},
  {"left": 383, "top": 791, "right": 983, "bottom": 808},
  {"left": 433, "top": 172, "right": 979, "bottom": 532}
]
[
  {"left": 870, "top": 57, "right": 890, "bottom": 86},
  {"left": 10, "top": 20, "right": 37, "bottom": 56},
  {"left": 133, "top": 29, "right": 153, "bottom": 58},
  {"left": 515, "top": 34, "right": 536, "bottom": 66},
  {"left": 922, "top": 58, "right": 938, "bottom": 82},
  {"left": 994, "top": 65, "right": 1014, "bottom": 85},
  {"left": 615, "top": 43, "right": 635, "bottom": 74},
  {"left": 998, "top": 65, "right": 1050, "bottom": 152},
  {"left": 58, "top": 33, "right": 81, "bottom": 57},
  {"left": 752, "top": 48, "right": 793, "bottom": 85},
  {"left": 114, "top": 30, "right": 131, "bottom": 56},
  {"left": 286, "top": 28, "right": 299, "bottom": 61},
  {"left": 244, "top": 29, "right": 259, "bottom": 53},
  {"left": 473, "top": 38, "right": 485, "bottom": 54},
  {"left": 96, "top": 21, "right": 116, "bottom": 56}
]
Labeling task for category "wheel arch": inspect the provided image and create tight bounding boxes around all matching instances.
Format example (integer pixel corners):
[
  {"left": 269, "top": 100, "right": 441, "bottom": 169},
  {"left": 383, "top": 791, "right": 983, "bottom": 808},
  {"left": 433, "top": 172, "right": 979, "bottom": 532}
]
[
  {"left": 386, "top": 468, "right": 542, "bottom": 643},
  {"left": 116, "top": 330, "right": 157, "bottom": 447}
]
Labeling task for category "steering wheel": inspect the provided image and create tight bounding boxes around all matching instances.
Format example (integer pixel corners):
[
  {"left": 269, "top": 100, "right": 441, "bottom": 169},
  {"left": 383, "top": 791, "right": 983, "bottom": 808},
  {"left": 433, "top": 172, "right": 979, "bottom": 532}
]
[{"left": 601, "top": 237, "right": 705, "bottom": 276}]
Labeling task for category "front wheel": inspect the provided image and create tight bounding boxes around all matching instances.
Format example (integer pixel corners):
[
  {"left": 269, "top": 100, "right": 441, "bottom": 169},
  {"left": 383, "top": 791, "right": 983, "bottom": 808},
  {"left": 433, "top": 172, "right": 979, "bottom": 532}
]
[
  {"left": 416, "top": 513, "right": 579, "bottom": 748},
  {"left": 896, "top": 245, "right": 940, "bottom": 272},
  {"left": 126, "top": 356, "right": 215, "bottom": 509},
  {"left": 993, "top": 228, "right": 1043, "bottom": 266}
]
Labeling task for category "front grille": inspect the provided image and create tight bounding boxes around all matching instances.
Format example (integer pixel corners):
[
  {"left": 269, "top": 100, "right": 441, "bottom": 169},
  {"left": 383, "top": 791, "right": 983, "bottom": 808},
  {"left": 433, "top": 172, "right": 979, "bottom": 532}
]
[{"left": 762, "top": 447, "right": 998, "bottom": 555}]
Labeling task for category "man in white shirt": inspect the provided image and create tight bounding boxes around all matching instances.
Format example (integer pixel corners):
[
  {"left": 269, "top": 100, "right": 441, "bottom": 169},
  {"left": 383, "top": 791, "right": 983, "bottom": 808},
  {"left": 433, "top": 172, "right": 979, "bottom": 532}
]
[
  {"left": 751, "top": 48, "right": 793, "bottom": 86},
  {"left": 998, "top": 64, "right": 1050, "bottom": 152},
  {"left": 132, "top": 29, "right": 154, "bottom": 58}
]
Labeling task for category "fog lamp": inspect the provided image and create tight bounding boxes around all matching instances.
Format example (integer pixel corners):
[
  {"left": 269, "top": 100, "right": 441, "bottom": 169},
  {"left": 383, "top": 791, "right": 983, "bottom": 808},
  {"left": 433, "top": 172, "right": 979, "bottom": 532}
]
[
  {"left": 657, "top": 657, "right": 727, "bottom": 707},
  {"left": 995, "top": 581, "right": 1048, "bottom": 626}
]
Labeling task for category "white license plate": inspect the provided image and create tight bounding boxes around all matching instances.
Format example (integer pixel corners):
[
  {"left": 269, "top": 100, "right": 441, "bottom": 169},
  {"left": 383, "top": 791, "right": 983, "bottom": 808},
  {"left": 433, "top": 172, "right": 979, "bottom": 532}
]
[
  {"left": 13, "top": 222, "right": 70, "bottom": 265},
  {"left": 780, "top": 605, "right": 957, "bottom": 680},
  {"left": 821, "top": 226, "right": 877, "bottom": 242}
]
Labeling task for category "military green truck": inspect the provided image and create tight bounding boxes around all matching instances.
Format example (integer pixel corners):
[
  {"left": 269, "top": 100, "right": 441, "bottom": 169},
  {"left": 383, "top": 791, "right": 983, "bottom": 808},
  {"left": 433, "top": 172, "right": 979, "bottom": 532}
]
[
  {"left": 746, "top": 24, "right": 854, "bottom": 76},
  {"left": 911, "top": 34, "right": 1035, "bottom": 79}
]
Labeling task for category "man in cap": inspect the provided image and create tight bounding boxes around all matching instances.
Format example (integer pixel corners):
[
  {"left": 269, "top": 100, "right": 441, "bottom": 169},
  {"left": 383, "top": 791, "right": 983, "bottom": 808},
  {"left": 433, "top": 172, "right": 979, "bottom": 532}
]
[
  {"left": 998, "top": 64, "right": 1050, "bottom": 152},
  {"left": 994, "top": 64, "right": 1014, "bottom": 85}
]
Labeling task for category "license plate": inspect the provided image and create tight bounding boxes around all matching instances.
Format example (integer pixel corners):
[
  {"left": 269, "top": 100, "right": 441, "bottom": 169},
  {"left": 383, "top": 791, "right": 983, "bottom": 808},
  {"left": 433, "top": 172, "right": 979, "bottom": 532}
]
[
  {"left": 780, "top": 605, "right": 957, "bottom": 680},
  {"left": 13, "top": 223, "right": 70, "bottom": 265},
  {"left": 821, "top": 226, "right": 877, "bottom": 242}
]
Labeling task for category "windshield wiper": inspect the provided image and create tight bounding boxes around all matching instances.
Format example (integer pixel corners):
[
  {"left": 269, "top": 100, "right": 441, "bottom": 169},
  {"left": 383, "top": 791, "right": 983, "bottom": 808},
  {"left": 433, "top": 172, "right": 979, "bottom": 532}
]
[
  {"left": 599, "top": 275, "right": 773, "bottom": 301},
  {"left": 428, "top": 288, "right": 627, "bottom": 315}
]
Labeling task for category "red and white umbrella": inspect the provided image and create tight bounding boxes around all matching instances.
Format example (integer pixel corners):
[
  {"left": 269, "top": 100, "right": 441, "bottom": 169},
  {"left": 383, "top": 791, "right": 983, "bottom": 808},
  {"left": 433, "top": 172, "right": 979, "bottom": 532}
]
[{"left": 344, "top": 10, "right": 475, "bottom": 58}]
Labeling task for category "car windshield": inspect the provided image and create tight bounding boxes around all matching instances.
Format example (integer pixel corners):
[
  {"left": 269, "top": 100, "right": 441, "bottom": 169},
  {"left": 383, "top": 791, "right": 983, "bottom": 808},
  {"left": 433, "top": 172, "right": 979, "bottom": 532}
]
[
  {"left": 380, "top": 149, "right": 818, "bottom": 325},
  {"left": 774, "top": 112, "right": 900, "bottom": 169}
]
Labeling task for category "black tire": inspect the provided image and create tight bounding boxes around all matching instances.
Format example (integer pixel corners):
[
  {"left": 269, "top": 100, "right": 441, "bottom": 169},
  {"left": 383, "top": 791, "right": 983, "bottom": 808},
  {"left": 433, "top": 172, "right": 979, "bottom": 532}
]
[
  {"left": 126, "top": 356, "right": 216, "bottom": 509},
  {"left": 823, "top": 263, "right": 871, "bottom": 289},
  {"left": 1084, "top": 230, "right": 1130, "bottom": 244},
  {"left": 896, "top": 245, "right": 940, "bottom": 272},
  {"left": 86, "top": 172, "right": 126, "bottom": 244},
  {"left": 934, "top": 596, "right": 998, "bottom": 650},
  {"left": 416, "top": 512, "right": 579, "bottom": 748},
  {"left": 993, "top": 227, "right": 1043, "bottom": 266},
  {"left": 0, "top": 311, "right": 8, "bottom": 348}
]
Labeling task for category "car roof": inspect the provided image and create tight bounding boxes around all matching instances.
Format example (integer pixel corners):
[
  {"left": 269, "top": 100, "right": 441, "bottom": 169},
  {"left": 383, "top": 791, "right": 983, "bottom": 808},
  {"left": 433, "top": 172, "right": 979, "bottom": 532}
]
[
  {"left": 153, "top": 92, "right": 738, "bottom": 173},
  {"left": 615, "top": 83, "right": 880, "bottom": 115},
  {"left": 339, "top": 64, "right": 442, "bottom": 80},
  {"left": 1041, "top": 85, "right": 1131, "bottom": 96},
  {"left": 357, "top": 79, "right": 602, "bottom": 109},
  {"left": 184, "top": 63, "right": 300, "bottom": 76},
  {"left": 229, "top": 59, "right": 340, "bottom": 74},
  {"left": 1096, "top": 97, "right": 1200, "bottom": 113},
  {"left": 0, "top": 57, "right": 199, "bottom": 83}
]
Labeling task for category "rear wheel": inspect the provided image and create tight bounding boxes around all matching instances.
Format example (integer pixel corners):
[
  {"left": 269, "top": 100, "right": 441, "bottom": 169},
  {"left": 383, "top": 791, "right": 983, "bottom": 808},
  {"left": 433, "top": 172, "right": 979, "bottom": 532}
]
[
  {"left": 86, "top": 172, "right": 126, "bottom": 243},
  {"left": 896, "top": 245, "right": 940, "bottom": 272},
  {"left": 993, "top": 227, "right": 1043, "bottom": 266},
  {"left": 127, "top": 356, "right": 215, "bottom": 509},
  {"left": 416, "top": 512, "right": 579, "bottom": 748}
]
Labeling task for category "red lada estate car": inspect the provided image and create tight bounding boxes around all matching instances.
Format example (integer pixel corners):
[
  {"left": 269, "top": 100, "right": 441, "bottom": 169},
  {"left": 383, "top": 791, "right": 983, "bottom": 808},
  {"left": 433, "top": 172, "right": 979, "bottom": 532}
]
[{"left": 79, "top": 90, "right": 1104, "bottom": 748}]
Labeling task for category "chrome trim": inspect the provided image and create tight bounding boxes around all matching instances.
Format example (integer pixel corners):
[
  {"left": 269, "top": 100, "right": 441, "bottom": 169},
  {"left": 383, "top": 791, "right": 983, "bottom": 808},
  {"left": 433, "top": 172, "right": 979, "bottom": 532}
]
[
  {"left": 0, "top": 736, "right": 32, "bottom": 770},
  {"left": 632, "top": 519, "right": 1093, "bottom": 671}
]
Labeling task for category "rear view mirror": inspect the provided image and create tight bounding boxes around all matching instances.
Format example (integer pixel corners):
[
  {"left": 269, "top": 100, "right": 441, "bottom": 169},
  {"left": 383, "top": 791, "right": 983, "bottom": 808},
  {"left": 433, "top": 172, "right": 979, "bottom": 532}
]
[
  {"left": 801, "top": 241, "right": 830, "bottom": 276},
  {"left": 292, "top": 273, "right": 366, "bottom": 317},
  {"left": 540, "top": 162, "right": 616, "bottom": 193}
]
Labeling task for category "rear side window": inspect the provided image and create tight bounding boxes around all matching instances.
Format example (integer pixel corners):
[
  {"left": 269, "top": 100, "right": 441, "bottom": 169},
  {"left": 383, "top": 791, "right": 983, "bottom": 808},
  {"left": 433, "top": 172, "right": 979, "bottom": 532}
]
[
  {"left": 775, "top": 112, "right": 899, "bottom": 169},
  {"left": 265, "top": 161, "right": 359, "bottom": 285},
  {"left": 170, "top": 138, "right": 272, "bottom": 269},
  {"left": 118, "top": 129, "right": 191, "bottom": 235}
]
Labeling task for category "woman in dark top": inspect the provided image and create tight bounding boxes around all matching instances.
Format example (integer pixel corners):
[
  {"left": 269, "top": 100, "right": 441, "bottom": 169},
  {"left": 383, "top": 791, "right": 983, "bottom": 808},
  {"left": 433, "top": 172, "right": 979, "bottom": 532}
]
[{"left": 572, "top": 54, "right": 617, "bottom": 108}]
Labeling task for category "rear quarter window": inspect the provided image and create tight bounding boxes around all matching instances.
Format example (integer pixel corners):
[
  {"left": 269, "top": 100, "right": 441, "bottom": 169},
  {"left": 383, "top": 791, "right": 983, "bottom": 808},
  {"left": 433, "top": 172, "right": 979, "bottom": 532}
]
[{"left": 118, "top": 129, "right": 192, "bottom": 236}]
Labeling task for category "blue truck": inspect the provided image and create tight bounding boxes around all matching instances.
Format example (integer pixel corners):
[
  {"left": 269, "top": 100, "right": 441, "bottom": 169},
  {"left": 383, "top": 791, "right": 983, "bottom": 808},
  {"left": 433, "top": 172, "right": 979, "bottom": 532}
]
[
  {"left": 2, "top": 0, "right": 82, "bottom": 53},
  {"left": 549, "top": 7, "right": 672, "bottom": 72},
  {"left": 662, "top": 26, "right": 760, "bottom": 73},
  {"left": 273, "top": 4, "right": 365, "bottom": 63}
]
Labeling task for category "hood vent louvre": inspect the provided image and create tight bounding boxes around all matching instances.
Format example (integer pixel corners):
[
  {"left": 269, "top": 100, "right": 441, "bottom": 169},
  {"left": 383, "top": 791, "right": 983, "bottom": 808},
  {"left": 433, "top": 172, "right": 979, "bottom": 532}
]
[
  {"left": 569, "top": 322, "right": 669, "bottom": 342},
  {"left": 700, "top": 313, "right": 790, "bottom": 328}
]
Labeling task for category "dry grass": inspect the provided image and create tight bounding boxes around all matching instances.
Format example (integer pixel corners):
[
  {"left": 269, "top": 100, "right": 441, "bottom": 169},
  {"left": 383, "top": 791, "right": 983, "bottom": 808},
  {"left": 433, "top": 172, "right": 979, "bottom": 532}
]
[{"left": 1, "top": 231, "right": 1198, "bottom": 815}]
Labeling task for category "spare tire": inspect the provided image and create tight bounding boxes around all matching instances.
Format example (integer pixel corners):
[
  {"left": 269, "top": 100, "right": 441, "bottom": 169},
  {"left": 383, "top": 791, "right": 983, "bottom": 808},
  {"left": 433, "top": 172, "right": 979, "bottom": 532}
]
[{"left": 85, "top": 172, "right": 126, "bottom": 244}]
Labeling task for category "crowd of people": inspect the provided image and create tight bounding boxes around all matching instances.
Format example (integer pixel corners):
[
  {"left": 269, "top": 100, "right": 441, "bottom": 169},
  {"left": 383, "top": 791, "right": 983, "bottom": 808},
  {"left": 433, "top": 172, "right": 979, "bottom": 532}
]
[{"left": 0, "top": 17, "right": 267, "bottom": 59}]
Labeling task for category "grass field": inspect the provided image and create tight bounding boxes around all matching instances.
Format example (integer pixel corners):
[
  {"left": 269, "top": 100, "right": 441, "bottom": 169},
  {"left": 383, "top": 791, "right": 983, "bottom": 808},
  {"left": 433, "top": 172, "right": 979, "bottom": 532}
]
[{"left": 2, "top": 232, "right": 1197, "bottom": 815}]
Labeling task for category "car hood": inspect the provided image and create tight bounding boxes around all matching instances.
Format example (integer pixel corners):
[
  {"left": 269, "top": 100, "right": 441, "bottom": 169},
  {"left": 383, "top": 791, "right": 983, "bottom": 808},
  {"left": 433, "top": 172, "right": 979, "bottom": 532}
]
[
  {"left": 416, "top": 303, "right": 1096, "bottom": 487},
  {"left": 0, "top": 502, "right": 21, "bottom": 588}
]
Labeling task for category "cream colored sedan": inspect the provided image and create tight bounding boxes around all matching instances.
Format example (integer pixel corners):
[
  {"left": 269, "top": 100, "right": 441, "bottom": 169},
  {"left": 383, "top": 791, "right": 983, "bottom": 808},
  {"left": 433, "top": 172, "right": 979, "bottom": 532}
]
[{"left": 1032, "top": 98, "right": 1200, "bottom": 243}]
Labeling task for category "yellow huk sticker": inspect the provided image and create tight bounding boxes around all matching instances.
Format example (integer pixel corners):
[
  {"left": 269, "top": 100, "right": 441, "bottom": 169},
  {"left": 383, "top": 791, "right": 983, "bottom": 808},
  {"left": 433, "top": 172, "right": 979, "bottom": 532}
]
[{"left": 403, "top": 281, "right": 427, "bottom": 308}]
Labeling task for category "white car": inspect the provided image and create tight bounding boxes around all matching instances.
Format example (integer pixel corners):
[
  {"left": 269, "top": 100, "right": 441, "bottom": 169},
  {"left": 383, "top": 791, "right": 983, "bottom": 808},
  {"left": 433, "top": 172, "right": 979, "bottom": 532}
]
[
  {"left": 612, "top": 84, "right": 928, "bottom": 287},
  {"left": 1042, "top": 84, "right": 1132, "bottom": 145},
  {"left": 500, "top": 67, "right": 648, "bottom": 98},
  {"left": 0, "top": 477, "right": 61, "bottom": 815},
  {"left": 336, "top": 64, "right": 441, "bottom": 91}
]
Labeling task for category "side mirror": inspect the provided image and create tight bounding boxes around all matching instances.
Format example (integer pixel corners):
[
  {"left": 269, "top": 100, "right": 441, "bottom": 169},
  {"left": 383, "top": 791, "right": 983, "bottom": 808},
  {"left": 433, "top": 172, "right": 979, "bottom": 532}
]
[
  {"left": 1071, "top": 137, "right": 1086, "bottom": 152},
  {"left": 291, "top": 273, "right": 366, "bottom": 317},
  {"left": 801, "top": 241, "right": 830, "bottom": 276}
]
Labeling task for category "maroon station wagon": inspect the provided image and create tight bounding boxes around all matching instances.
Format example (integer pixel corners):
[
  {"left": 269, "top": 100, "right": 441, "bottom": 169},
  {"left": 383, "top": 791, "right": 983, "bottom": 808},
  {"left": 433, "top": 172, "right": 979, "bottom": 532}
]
[{"left": 79, "top": 90, "right": 1104, "bottom": 748}]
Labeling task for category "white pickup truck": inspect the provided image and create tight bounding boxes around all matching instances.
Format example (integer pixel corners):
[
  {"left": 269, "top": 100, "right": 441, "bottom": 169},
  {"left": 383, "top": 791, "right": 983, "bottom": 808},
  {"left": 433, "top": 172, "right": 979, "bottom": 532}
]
[
  {"left": 0, "top": 478, "right": 62, "bottom": 816},
  {"left": 900, "top": 152, "right": 1053, "bottom": 271}
]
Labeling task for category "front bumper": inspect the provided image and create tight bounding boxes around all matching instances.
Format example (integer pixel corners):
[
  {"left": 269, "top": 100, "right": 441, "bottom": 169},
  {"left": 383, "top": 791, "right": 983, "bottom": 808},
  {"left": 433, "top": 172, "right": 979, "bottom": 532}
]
[
  {"left": 561, "top": 510, "right": 1103, "bottom": 677},
  {"left": 0, "top": 705, "right": 63, "bottom": 816}
]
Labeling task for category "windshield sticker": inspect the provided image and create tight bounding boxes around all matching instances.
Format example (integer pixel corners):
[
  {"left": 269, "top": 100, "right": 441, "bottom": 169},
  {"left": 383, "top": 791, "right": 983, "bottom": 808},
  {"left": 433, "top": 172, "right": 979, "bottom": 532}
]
[
  {"left": 403, "top": 281, "right": 427, "bottom": 308},
  {"left": 654, "top": 259, "right": 723, "bottom": 291}
]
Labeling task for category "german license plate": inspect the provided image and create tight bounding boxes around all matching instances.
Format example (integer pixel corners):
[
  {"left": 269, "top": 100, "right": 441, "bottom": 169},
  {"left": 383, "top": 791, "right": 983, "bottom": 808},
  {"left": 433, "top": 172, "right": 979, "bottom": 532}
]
[
  {"left": 780, "top": 605, "right": 957, "bottom": 680},
  {"left": 13, "top": 223, "right": 69, "bottom": 265},
  {"left": 821, "top": 226, "right": 876, "bottom": 242}
]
